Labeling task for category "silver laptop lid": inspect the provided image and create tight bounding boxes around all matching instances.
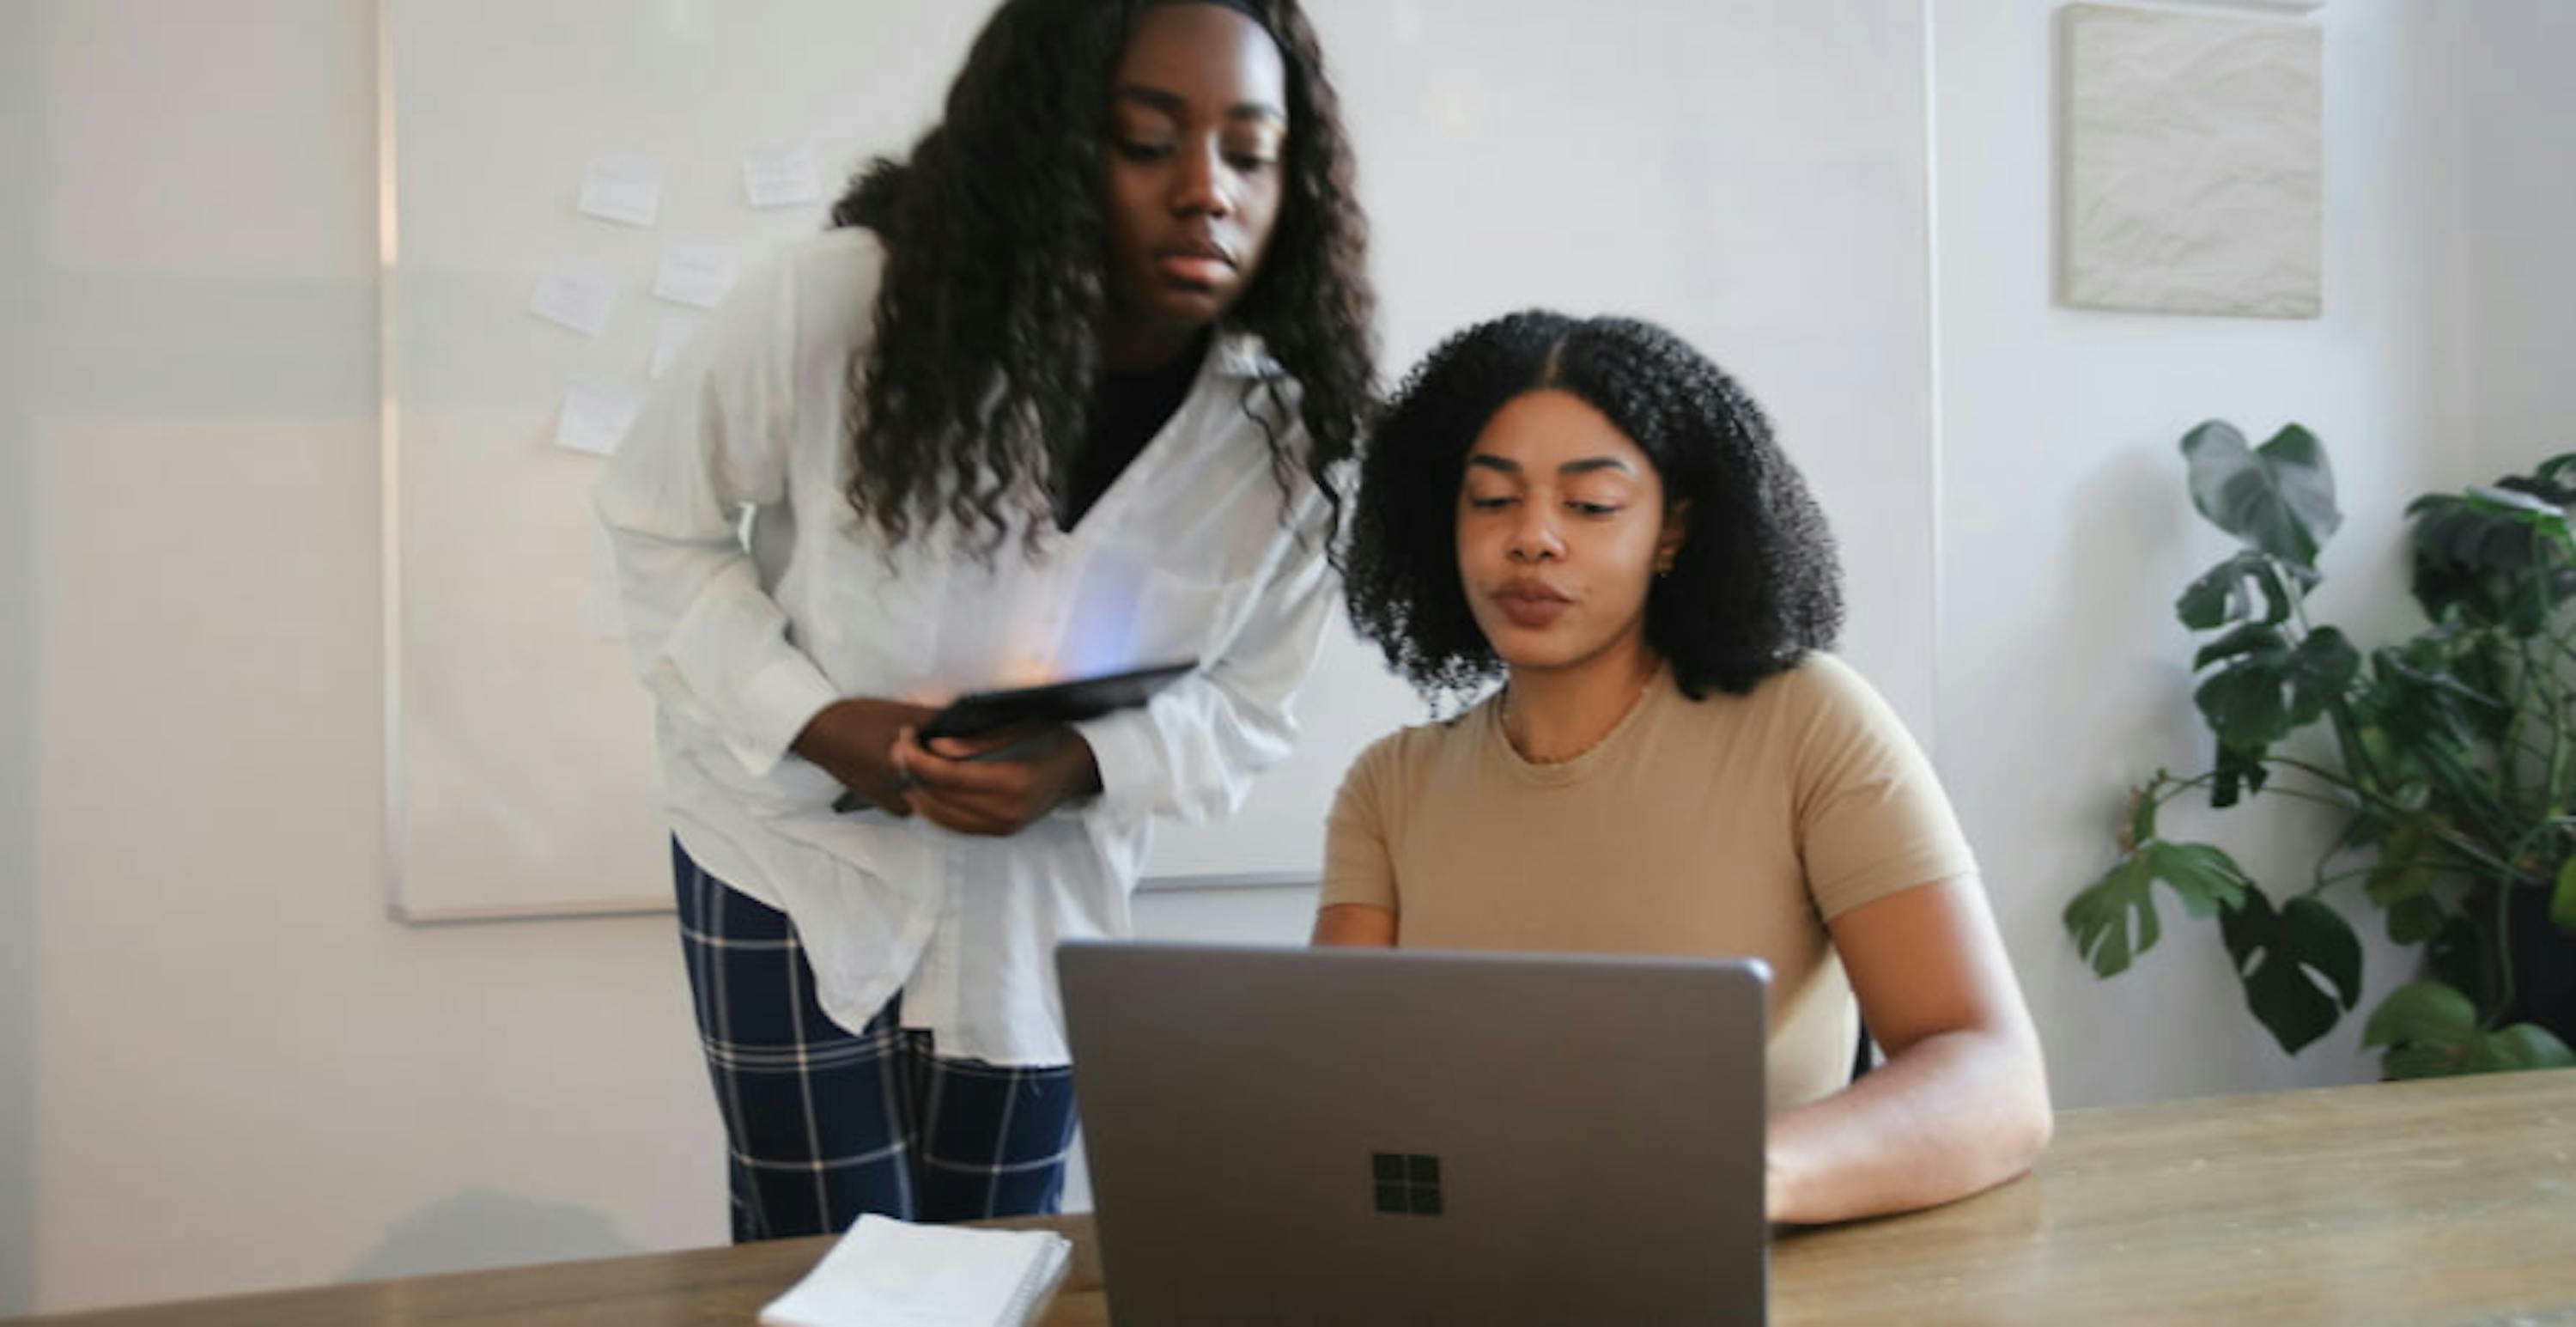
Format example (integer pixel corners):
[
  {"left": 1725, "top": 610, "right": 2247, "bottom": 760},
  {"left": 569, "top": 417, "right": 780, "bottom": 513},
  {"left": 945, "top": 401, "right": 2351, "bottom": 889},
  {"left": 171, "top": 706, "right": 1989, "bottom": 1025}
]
[{"left": 1058, "top": 941, "right": 1770, "bottom": 1326}]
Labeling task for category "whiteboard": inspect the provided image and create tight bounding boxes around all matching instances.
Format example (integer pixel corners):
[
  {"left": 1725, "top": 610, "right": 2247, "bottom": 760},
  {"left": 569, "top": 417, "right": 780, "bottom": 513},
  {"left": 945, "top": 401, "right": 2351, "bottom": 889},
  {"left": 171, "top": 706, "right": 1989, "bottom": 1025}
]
[{"left": 380, "top": 0, "right": 1932, "bottom": 918}]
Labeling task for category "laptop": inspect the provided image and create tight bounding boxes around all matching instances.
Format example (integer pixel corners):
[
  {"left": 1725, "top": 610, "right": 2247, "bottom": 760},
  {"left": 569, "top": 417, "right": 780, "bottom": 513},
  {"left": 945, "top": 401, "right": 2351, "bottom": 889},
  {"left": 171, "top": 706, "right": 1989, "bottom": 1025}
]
[{"left": 1055, "top": 941, "right": 1771, "bottom": 1325}]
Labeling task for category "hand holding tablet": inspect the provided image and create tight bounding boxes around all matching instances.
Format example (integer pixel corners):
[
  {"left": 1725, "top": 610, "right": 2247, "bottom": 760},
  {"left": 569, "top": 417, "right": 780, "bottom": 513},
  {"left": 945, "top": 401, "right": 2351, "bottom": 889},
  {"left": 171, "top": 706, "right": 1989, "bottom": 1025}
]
[{"left": 830, "top": 660, "right": 1197, "bottom": 815}]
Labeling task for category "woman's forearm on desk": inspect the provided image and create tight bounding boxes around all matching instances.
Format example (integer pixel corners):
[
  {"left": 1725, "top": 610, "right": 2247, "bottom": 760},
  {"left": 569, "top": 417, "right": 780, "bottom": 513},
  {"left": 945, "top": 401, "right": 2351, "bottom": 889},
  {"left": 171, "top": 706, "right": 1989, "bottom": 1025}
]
[
  {"left": 1766, "top": 875, "right": 2053, "bottom": 1225},
  {"left": 1765, "top": 1023, "right": 2051, "bottom": 1225}
]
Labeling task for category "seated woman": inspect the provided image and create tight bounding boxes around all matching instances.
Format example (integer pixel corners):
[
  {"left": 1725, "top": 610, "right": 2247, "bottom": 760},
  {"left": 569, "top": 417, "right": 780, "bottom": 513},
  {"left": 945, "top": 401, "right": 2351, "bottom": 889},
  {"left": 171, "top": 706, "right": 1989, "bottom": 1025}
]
[{"left": 1315, "top": 311, "right": 2050, "bottom": 1226}]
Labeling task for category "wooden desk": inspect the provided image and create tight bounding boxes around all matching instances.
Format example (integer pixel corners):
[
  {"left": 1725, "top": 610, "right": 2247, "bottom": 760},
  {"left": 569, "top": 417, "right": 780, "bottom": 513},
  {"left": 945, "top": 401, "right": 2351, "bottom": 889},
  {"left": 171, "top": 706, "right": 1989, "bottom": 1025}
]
[
  {"left": 19, "top": 1068, "right": 2575, "bottom": 1325},
  {"left": 1769, "top": 1065, "right": 2575, "bottom": 1325}
]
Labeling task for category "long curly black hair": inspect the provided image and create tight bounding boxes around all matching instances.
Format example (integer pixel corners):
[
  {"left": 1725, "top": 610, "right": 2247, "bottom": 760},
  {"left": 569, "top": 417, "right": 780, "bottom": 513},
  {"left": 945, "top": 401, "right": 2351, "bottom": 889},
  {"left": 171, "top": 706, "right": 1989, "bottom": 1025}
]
[
  {"left": 1346, "top": 310, "right": 1844, "bottom": 704},
  {"left": 830, "top": 0, "right": 1376, "bottom": 555}
]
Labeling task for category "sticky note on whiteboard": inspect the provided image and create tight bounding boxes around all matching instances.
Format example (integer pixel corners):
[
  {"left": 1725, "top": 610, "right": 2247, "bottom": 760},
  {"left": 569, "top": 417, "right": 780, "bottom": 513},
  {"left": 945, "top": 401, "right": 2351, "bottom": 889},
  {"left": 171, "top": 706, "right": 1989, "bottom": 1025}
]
[
  {"left": 553, "top": 385, "right": 641, "bottom": 457},
  {"left": 528, "top": 271, "right": 618, "bottom": 337},
  {"left": 578, "top": 155, "right": 663, "bottom": 228},
  {"left": 654, "top": 240, "right": 737, "bottom": 309},
  {"left": 743, "top": 143, "right": 824, "bottom": 209}
]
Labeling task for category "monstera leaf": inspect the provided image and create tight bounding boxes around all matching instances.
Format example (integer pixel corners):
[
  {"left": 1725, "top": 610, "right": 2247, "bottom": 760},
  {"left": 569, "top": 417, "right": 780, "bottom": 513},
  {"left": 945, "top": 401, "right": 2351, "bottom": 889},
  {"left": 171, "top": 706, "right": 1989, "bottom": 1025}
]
[
  {"left": 2219, "top": 892, "right": 2362, "bottom": 1055},
  {"left": 2190, "top": 626, "right": 2360, "bottom": 811},
  {"left": 2065, "top": 840, "right": 2255, "bottom": 978},
  {"left": 2191, "top": 627, "right": 2357, "bottom": 744},
  {"left": 2409, "top": 482, "right": 2576, "bottom": 635},
  {"left": 2503, "top": 453, "right": 2576, "bottom": 506},
  {"left": 2182, "top": 421, "right": 2342, "bottom": 570},
  {"left": 2362, "top": 980, "right": 2576, "bottom": 1079},
  {"left": 2175, "top": 551, "right": 2318, "bottom": 631}
]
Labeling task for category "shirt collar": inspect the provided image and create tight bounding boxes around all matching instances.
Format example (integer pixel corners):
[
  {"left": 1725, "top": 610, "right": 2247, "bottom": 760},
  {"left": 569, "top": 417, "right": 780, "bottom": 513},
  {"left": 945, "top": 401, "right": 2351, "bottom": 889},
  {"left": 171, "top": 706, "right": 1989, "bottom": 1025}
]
[{"left": 1212, "top": 328, "right": 1282, "bottom": 381}]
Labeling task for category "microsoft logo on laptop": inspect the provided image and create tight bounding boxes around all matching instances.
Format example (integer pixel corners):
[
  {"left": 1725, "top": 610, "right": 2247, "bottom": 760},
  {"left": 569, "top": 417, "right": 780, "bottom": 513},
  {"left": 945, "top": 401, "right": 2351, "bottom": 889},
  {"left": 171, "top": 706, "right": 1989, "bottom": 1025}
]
[{"left": 1371, "top": 1152, "right": 1443, "bottom": 1216}]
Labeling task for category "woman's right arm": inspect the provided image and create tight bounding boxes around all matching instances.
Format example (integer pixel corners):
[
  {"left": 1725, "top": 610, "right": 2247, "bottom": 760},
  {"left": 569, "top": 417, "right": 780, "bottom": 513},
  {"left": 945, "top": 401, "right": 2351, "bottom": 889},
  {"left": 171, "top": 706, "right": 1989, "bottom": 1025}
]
[
  {"left": 592, "top": 252, "right": 905, "bottom": 805},
  {"left": 1311, "top": 734, "right": 1400, "bottom": 947},
  {"left": 1310, "top": 904, "right": 1394, "bottom": 947}
]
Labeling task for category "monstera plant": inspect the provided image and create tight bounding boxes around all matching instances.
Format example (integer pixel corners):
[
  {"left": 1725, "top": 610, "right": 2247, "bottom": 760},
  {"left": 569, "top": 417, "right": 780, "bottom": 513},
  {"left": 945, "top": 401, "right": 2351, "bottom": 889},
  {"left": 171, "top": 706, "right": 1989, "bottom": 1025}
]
[{"left": 2065, "top": 421, "right": 2576, "bottom": 1079}]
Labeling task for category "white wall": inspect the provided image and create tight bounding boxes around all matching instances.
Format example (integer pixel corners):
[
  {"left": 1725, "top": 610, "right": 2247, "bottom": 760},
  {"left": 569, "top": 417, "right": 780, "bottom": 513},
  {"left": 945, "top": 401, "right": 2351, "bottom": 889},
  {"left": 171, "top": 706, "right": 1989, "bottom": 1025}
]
[
  {"left": 12, "top": 2, "right": 725, "bottom": 1312},
  {"left": 2, "top": 0, "right": 2556, "bottom": 1315},
  {"left": 2461, "top": 0, "right": 2576, "bottom": 485},
  {"left": 1, "top": 1, "right": 43, "bottom": 1312},
  {"left": 1932, "top": 0, "right": 2482, "bottom": 1108}
]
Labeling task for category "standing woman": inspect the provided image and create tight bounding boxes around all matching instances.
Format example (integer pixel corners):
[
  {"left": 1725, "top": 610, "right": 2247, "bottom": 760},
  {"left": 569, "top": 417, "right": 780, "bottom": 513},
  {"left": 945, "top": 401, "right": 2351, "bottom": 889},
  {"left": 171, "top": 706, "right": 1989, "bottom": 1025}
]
[{"left": 598, "top": 0, "right": 1374, "bottom": 1240}]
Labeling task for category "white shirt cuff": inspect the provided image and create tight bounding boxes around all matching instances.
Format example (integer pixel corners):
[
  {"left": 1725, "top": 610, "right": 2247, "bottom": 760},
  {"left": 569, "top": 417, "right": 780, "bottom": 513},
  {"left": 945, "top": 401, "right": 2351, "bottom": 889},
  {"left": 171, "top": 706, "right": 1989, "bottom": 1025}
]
[
  {"left": 722, "top": 651, "right": 841, "bottom": 777},
  {"left": 1069, "top": 707, "right": 1161, "bottom": 821}
]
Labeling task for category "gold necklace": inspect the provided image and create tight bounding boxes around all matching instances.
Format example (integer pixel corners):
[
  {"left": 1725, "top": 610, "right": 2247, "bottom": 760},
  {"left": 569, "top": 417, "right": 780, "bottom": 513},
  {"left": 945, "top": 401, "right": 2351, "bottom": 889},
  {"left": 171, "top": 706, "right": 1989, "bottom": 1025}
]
[{"left": 1498, "top": 667, "right": 1657, "bottom": 765}]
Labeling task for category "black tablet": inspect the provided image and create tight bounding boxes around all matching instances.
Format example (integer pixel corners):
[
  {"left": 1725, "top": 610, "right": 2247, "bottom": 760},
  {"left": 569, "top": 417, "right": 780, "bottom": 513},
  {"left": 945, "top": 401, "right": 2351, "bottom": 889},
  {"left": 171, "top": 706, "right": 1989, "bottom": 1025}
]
[
  {"left": 919, "top": 658, "right": 1200, "bottom": 742},
  {"left": 829, "top": 660, "right": 1201, "bottom": 814}
]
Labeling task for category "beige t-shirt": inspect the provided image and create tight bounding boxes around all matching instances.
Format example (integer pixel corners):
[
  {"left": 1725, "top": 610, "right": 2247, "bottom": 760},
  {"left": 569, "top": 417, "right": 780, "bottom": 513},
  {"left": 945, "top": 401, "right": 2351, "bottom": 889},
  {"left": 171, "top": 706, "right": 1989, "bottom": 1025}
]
[{"left": 1321, "top": 653, "right": 1978, "bottom": 1112}]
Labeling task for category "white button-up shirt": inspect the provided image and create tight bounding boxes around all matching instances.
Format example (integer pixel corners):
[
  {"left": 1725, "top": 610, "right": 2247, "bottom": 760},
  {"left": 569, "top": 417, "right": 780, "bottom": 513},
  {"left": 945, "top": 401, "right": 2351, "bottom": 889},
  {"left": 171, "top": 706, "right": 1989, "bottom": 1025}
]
[{"left": 596, "top": 229, "right": 1334, "bottom": 1064}]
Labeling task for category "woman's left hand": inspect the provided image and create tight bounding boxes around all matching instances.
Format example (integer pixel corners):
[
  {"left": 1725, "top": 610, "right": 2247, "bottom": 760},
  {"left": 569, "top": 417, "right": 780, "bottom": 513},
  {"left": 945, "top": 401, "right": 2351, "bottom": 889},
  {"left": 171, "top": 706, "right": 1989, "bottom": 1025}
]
[{"left": 892, "top": 724, "right": 1104, "bottom": 837}]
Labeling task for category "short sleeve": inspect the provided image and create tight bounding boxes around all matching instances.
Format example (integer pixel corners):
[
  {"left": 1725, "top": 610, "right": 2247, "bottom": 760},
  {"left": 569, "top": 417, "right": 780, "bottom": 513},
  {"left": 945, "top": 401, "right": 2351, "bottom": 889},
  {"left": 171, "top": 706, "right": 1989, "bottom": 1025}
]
[
  {"left": 1789, "top": 654, "right": 1979, "bottom": 921},
  {"left": 1319, "top": 731, "right": 1405, "bottom": 912}
]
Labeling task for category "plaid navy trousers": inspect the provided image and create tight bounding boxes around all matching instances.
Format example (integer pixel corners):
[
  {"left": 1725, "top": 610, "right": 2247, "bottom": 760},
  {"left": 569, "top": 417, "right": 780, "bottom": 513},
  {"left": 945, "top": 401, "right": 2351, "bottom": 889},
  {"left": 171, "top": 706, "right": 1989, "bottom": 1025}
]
[{"left": 671, "top": 840, "right": 1080, "bottom": 1242}]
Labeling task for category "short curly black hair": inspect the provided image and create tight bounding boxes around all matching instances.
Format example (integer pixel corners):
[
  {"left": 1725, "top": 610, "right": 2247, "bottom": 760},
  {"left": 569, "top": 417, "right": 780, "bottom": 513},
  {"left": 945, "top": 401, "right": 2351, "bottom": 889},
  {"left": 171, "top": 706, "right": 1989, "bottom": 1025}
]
[{"left": 1344, "top": 310, "right": 1844, "bottom": 703}]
